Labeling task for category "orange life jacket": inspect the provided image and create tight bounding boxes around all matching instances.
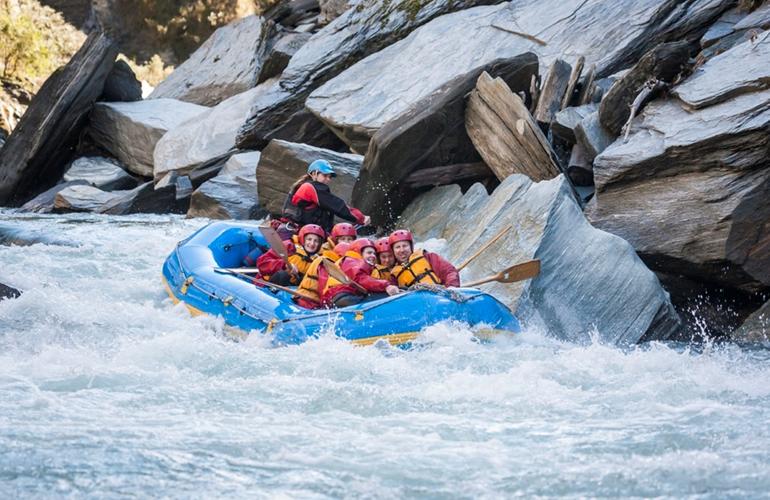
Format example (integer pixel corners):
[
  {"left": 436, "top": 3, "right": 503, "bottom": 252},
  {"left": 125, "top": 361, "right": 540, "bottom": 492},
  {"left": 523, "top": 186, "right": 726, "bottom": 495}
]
[{"left": 391, "top": 249, "right": 441, "bottom": 287}]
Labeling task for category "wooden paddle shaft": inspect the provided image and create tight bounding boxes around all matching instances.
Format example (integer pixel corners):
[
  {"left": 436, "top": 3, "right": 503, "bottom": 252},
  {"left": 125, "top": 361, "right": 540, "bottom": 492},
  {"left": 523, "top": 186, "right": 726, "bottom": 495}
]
[{"left": 457, "top": 225, "right": 512, "bottom": 271}]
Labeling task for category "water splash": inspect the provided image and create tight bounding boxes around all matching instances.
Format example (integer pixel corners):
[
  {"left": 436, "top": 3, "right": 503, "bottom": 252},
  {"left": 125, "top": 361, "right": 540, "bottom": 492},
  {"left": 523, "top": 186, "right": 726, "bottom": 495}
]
[{"left": 1, "top": 211, "right": 769, "bottom": 497}]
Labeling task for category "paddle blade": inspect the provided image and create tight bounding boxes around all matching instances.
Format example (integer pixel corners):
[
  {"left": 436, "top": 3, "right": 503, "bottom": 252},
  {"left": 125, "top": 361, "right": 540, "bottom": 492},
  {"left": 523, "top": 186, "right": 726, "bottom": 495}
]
[
  {"left": 463, "top": 259, "right": 541, "bottom": 288},
  {"left": 258, "top": 225, "right": 290, "bottom": 262},
  {"left": 497, "top": 259, "right": 540, "bottom": 283},
  {"left": 321, "top": 259, "right": 350, "bottom": 284}
]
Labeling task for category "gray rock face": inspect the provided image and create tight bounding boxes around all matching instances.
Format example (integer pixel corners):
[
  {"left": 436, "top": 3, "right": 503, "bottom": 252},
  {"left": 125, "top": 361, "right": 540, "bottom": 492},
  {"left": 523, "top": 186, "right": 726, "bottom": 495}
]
[
  {"left": 0, "top": 31, "right": 118, "bottom": 206},
  {"left": 221, "top": 150, "right": 261, "bottom": 177},
  {"left": 236, "top": 0, "right": 500, "bottom": 150},
  {"left": 574, "top": 111, "right": 615, "bottom": 161},
  {"left": 89, "top": 99, "right": 208, "bottom": 178},
  {"left": 63, "top": 156, "right": 137, "bottom": 191},
  {"left": 187, "top": 174, "right": 261, "bottom": 220},
  {"left": 674, "top": 33, "right": 770, "bottom": 109},
  {"left": 52, "top": 181, "right": 186, "bottom": 215},
  {"left": 587, "top": 36, "right": 770, "bottom": 292},
  {"left": 319, "top": 0, "right": 357, "bottom": 23},
  {"left": 732, "top": 299, "right": 770, "bottom": 343},
  {"left": 734, "top": 3, "right": 770, "bottom": 31},
  {"left": 19, "top": 180, "right": 90, "bottom": 213},
  {"left": 260, "top": 32, "right": 312, "bottom": 83},
  {"left": 100, "top": 59, "right": 142, "bottom": 102},
  {"left": 552, "top": 103, "right": 597, "bottom": 143},
  {"left": 54, "top": 184, "right": 118, "bottom": 212},
  {"left": 353, "top": 55, "right": 537, "bottom": 223},
  {"left": 398, "top": 174, "right": 681, "bottom": 345},
  {"left": 306, "top": 0, "right": 730, "bottom": 149},
  {"left": 257, "top": 139, "right": 362, "bottom": 216},
  {"left": 153, "top": 81, "right": 277, "bottom": 182},
  {"left": 701, "top": 7, "right": 744, "bottom": 47},
  {"left": 149, "top": 16, "right": 270, "bottom": 106}
]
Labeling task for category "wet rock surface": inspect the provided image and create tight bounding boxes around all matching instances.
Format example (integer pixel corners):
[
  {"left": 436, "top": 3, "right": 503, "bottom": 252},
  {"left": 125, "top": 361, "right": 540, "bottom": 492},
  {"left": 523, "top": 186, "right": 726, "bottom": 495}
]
[
  {"left": 399, "top": 175, "right": 682, "bottom": 345},
  {"left": 149, "top": 16, "right": 271, "bottom": 106},
  {"left": 89, "top": 99, "right": 208, "bottom": 178},
  {"left": 63, "top": 156, "right": 138, "bottom": 191},
  {"left": 257, "top": 139, "right": 362, "bottom": 216},
  {"left": 732, "top": 298, "right": 770, "bottom": 343}
]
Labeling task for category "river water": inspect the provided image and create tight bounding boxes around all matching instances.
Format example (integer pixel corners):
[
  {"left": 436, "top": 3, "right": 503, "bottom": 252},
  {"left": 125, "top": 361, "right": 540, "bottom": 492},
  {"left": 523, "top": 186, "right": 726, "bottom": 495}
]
[{"left": 0, "top": 212, "right": 768, "bottom": 498}]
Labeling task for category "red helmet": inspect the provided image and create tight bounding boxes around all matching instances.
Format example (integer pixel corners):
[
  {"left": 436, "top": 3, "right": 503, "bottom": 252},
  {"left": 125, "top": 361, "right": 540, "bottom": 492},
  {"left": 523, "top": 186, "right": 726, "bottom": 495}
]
[
  {"left": 388, "top": 229, "right": 413, "bottom": 246},
  {"left": 331, "top": 223, "right": 357, "bottom": 240},
  {"left": 350, "top": 238, "right": 375, "bottom": 255},
  {"left": 298, "top": 224, "right": 325, "bottom": 245},
  {"left": 333, "top": 242, "right": 351, "bottom": 256},
  {"left": 374, "top": 237, "right": 391, "bottom": 254}
]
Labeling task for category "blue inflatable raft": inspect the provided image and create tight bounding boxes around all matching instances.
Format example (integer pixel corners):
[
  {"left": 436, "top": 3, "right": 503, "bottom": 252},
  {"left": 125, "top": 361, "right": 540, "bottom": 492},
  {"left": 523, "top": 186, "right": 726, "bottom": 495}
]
[{"left": 162, "top": 221, "right": 520, "bottom": 346}]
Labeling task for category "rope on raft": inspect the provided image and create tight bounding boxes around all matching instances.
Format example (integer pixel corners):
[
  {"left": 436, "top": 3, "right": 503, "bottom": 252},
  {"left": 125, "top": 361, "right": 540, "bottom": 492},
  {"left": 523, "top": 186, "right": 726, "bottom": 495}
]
[{"left": 408, "top": 283, "right": 470, "bottom": 303}]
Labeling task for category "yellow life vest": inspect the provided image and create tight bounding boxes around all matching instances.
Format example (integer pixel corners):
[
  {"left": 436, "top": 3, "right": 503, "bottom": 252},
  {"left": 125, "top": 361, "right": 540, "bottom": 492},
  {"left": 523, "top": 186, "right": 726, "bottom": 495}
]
[
  {"left": 391, "top": 249, "right": 441, "bottom": 287},
  {"left": 322, "top": 250, "right": 362, "bottom": 294},
  {"left": 371, "top": 265, "right": 392, "bottom": 281},
  {"left": 287, "top": 245, "right": 315, "bottom": 277},
  {"left": 296, "top": 255, "right": 329, "bottom": 303}
]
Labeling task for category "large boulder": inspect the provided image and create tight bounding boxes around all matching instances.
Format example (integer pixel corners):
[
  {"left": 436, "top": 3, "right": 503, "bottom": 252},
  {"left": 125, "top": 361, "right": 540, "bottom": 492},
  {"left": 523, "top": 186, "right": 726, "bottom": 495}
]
[
  {"left": 586, "top": 36, "right": 770, "bottom": 293},
  {"left": 148, "top": 16, "right": 271, "bottom": 106},
  {"left": 306, "top": 0, "right": 731, "bottom": 151},
  {"left": 88, "top": 99, "right": 208, "bottom": 177},
  {"left": 54, "top": 184, "right": 119, "bottom": 212},
  {"left": 188, "top": 151, "right": 263, "bottom": 220},
  {"left": 63, "top": 156, "right": 138, "bottom": 191},
  {"left": 259, "top": 31, "right": 312, "bottom": 83},
  {"left": 19, "top": 180, "right": 89, "bottom": 213},
  {"left": 0, "top": 31, "right": 118, "bottom": 206},
  {"left": 354, "top": 55, "right": 536, "bottom": 223},
  {"left": 257, "top": 139, "right": 362, "bottom": 217},
  {"left": 732, "top": 299, "right": 770, "bottom": 343},
  {"left": 187, "top": 174, "right": 261, "bottom": 220},
  {"left": 398, "top": 174, "right": 682, "bottom": 345},
  {"left": 153, "top": 81, "right": 278, "bottom": 182},
  {"left": 236, "top": 0, "right": 502, "bottom": 150}
]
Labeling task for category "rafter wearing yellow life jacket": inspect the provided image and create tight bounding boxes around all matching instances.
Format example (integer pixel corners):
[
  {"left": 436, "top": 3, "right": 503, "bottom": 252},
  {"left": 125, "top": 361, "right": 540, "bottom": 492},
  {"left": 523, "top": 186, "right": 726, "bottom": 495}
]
[
  {"left": 391, "top": 249, "right": 441, "bottom": 288},
  {"left": 287, "top": 244, "right": 315, "bottom": 277},
  {"left": 322, "top": 248, "right": 361, "bottom": 293},
  {"left": 295, "top": 255, "right": 329, "bottom": 304},
  {"left": 371, "top": 265, "right": 391, "bottom": 281}
]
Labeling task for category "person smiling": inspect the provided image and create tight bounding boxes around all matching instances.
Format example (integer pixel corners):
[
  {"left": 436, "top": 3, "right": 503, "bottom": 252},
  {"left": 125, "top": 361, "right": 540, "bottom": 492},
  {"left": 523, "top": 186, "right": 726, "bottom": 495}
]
[
  {"left": 282, "top": 159, "right": 371, "bottom": 234},
  {"left": 389, "top": 230, "right": 460, "bottom": 288}
]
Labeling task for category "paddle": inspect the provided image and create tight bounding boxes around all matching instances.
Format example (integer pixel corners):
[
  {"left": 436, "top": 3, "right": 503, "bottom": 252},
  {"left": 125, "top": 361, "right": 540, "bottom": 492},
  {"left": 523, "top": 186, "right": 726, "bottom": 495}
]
[
  {"left": 456, "top": 225, "right": 512, "bottom": 271},
  {"left": 321, "top": 259, "right": 369, "bottom": 294},
  {"left": 258, "top": 225, "right": 291, "bottom": 263},
  {"left": 462, "top": 259, "right": 541, "bottom": 288},
  {"left": 215, "top": 268, "right": 320, "bottom": 303}
]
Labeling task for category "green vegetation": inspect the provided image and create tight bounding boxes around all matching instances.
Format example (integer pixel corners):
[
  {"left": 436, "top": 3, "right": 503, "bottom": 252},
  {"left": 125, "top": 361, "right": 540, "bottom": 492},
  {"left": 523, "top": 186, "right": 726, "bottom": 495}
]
[{"left": 0, "top": 0, "right": 83, "bottom": 86}]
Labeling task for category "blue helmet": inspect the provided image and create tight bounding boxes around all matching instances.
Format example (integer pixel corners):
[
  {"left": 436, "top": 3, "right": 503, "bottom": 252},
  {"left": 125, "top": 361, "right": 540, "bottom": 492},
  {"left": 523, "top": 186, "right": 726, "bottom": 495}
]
[{"left": 307, "top": 159, "right": 336, "bottom": 177}]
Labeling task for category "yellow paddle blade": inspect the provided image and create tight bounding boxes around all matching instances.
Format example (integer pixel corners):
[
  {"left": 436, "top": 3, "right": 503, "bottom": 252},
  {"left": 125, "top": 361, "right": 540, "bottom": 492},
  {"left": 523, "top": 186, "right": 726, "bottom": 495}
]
[{"left": 463, "top": 259, "right": 541, "bottom": 288}]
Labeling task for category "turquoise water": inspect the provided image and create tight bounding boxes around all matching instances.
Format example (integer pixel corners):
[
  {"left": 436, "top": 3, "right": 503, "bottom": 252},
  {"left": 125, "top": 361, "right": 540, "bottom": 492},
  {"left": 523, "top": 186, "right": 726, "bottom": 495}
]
[{"left": 1, "top": 212, "right": 769, "bottom": 498}]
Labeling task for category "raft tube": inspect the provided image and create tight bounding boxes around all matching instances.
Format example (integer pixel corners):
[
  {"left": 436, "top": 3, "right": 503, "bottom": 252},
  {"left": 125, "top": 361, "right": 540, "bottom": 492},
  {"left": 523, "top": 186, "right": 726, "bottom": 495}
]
[{"left": 162, "top": 221, "right": 520, "bottom": 346}]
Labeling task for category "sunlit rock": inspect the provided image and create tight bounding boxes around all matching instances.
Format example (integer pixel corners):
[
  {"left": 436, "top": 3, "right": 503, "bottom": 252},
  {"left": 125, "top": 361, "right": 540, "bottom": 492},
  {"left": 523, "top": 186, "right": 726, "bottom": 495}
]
[
  {"left": 149, "top": 15, "right": 270, "bottom": 106},
  {"left": 89, "top": 99, "right": 208, "bottom": 178},
  {"left": 63, "top": 156, "right": 137, "bottom": 191},
  {"left": 399, "top": 174, "right": 681, "bottom": 345}
]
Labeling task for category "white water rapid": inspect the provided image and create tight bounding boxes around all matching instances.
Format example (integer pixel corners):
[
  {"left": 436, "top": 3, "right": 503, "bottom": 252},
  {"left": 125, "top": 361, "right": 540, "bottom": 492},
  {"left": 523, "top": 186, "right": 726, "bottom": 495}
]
[{"left": 1, "top": 212, "right": 768, "bottom": 497}]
